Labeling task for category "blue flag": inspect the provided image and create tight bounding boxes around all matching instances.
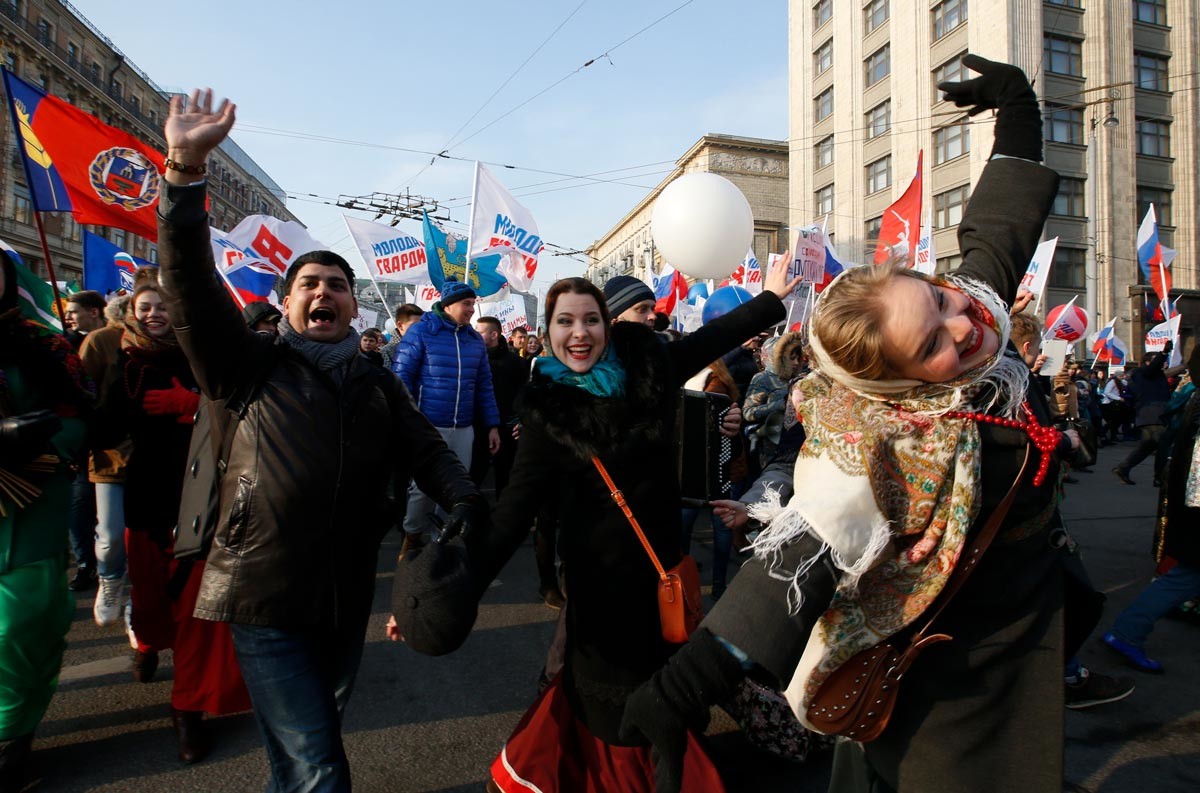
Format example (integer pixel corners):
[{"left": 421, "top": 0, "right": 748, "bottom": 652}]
[
  {"left": 421, "top": 211, "right": 507, "bottom": 298},
  {"left": 83, "top": 230, "right": 154, "bottom": 296}
]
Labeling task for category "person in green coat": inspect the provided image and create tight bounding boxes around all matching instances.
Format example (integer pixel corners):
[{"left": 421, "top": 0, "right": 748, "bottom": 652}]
[{"left": 0, "top": 250, "right": 92, "bottom": 791}]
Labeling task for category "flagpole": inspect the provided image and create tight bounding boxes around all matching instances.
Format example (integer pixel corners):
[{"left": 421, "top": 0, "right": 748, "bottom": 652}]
[
  {"left": 465, "top": 162, "right": 480, "bottom": 290},
  {"left": 30, "top": 211, "right": 67, "bottom": 323},
  {"left": 1157, "top": 259, "right": 1177, "bottom": 360}
]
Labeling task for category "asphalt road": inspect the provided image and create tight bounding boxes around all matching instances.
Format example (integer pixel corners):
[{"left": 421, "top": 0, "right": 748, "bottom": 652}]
[{"left": 24, "top": 440, "right": 1200, "bottom": 792}]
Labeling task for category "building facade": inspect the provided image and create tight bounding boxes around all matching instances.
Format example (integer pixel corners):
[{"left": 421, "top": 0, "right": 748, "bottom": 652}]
[
  {"left": 0, "top": 0, "right": 296, "bottom": 282},
  {"left": 790, "top": 0, "right": 1197, "bottom": 354},
  {"left": 587, "top": 134, "right": 789, "bottom": 286}
]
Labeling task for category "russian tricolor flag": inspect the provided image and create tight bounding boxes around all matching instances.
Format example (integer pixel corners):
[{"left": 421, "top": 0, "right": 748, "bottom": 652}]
[
  {"left": 652, "top": 263, "right": 688, "bottom": 315},
  {"left": 224, "top": 258, "right": 278, "bottom": 305},
  {"left": 1090, "top": 317, "right": 1116, "bottom": 356},
  {"left": 1136, "top": 205, "right": 1176, "bottom": 320},
  {"left": 816, "top": 238, "right": 845, "bottom": 294}
]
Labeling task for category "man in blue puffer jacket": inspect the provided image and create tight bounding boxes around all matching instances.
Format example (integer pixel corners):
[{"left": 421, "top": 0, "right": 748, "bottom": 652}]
[{"left": 394, "top": 278, "right": 500, "bottom": 549}]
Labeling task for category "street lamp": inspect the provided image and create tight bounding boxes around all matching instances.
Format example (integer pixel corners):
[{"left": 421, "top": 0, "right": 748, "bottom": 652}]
[{"left": 1085, "top": 99, "right": 1119, "bottom": 331}]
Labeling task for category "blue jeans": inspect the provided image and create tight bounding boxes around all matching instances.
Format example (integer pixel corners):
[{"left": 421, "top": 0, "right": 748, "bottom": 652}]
[
  {"left": 68, "top": 470, "right": 96, "bottom": 570},
  {"left": 1110, "top": 563, "right": 1200, "bottom": 647},
  {"left": 94, "top": 483, "right": 126, "bottom": 580},
  {"left": 230, "top": 617, "right": 368, "bottom": 793}
]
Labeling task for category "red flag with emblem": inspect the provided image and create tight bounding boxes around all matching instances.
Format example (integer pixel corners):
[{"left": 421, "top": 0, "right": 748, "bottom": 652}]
[{"left": 3, "top": 69, "right": 164, "bottom": 242}]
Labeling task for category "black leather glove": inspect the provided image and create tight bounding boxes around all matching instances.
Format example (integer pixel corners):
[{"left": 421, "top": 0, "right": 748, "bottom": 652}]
[
  {"left": 619, "top": 629, "right": 746, "bottom": 793},
  {"left": 437, "top": 494, "right": 488, "bottom": 545},
  {"left": 0, "top": 409, "right": 61, "bottom": 466},
  {"left": 937, "top": 54, "right": 1042, "bottom": 161}
]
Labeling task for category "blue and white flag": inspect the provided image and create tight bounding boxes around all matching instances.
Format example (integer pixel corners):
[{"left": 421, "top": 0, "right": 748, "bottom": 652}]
[
  {"left": 83, "top": 230, "right": 155, "bottom": 296},
  {"left": 468, "top": 163, "right": 543, "bottom": 293},
  {"left": 422, "top": 211, "right": 507, "bottom": 298}
]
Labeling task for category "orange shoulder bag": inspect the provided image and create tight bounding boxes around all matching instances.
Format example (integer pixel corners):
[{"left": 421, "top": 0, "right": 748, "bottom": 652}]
[{"left": 591, "top": 456, "right": 703, "bottom": 644}]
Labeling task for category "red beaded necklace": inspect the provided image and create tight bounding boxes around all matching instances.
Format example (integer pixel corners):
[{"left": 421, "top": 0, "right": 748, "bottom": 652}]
[
  {"left": 887, "top": 400, "right": 1061, "bottom": 487},
  {"left": 941, "top": 401, "right": 1061, "bottom": 487}
]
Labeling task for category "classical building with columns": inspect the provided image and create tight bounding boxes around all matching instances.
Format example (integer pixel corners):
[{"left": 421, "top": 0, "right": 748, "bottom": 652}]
[
  {"left": 0, "top": 0, "right": 296, "bottom": 282},
  {"left": 586, "top": 134, "right": 789, "bottom": 287},
  {"left": 790, "top": 0, "right": 1196, "bottom": 356}
]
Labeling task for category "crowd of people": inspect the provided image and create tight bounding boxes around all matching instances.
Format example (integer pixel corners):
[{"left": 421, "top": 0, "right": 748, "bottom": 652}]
[{"left": 0, "top": 54, "right": 1197, "bottom": 793}]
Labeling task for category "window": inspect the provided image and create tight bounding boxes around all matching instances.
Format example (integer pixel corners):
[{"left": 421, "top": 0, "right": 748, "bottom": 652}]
[
  {"left": 1136, "top": 119, "right": 1170, "bottom": 157},
  {"left": 148, "top": 244, "right": 158, "bottom": 264},
  {"left": 815, "top": 135, "right": 834, "bottom": 169},
  {"left": 865, "top": 0, "right": 889, "bottom": 33},
  {"left": 814, "top": 87, "right": 833, "bottom": 122},
  {"left": 865, "top": 100, "right": 891, "bottom": 139},
  {"left": 12, "top": 185, "right": 31, "bottom": 225},
  {"left": 866, "top": 156, "right": 892, "bottom": 194},
  {"left": 814, "top": 39, "right": 833, "bottom": 75},
  {"left": 1043, "top": 35, "right": 1083, "bottom": 77},
  {"left": 1046, "top": 0, "right": 1081, "bottom": 6},
  {"left": 1134, "top": 53, "right": 1169, "bottom": 91},
  {"left": 109, "top": 79, "right": 122, "bottom": 100},
  {"left": 4, "top": 52, "right": 15, "bottom": 72},
  {"left": 66, "top": 41, "right": 78, "bottom": 66},
  {"left": 1137, "top": 186, "right": 1172, "bottom": 227},
  {"left": 36, "top": 18, "right": 52, "bottom": 46},
  {"left": 933, "top": 121, "right": 970, "bottom": 164},
  {"left": 88, "top": 61, "right": 101, "bottom": 83},
  {"left": 865, "top": 216, "right": 882, "bottom": 243},
  {"left": 814, "top": 0, "right": 832, "bottom": 28},
  {"left": 815, "top": 184, "right": 834, "bottom": 216},
  {"left": 936, "top": 254, "right": 963, "bottom": 274},
  {"left": 865, "top": 44, "right": 890, "bottom": 87},
  {"left": 933, "top": 53, "right": 968, "bottom": 94},
  {"left": 934, "top": 185, "right": 970, "bottom": 228},
  {"left": 1049, "top": 247, "right": 1085, "bottom": 288},
  {"left": 112, "top": 229, "right": 127, "bottom": 251},
  {"left": 932, "top": 0, "right": 967, "bottom": 40},
  {"left": 1052, "top": 177, "right": 1086, "bottom": 216},
  {"left": 1132, "top": 0, "right": 1166, "bottom": 25},
  {"left": 1045, "top": 104, "right": 1084, "bottom": 145}
]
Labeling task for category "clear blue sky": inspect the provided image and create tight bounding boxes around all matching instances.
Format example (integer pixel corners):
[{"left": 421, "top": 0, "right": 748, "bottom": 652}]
[{"left": 79, "top": 0, "right": 787, "bottom": 287}]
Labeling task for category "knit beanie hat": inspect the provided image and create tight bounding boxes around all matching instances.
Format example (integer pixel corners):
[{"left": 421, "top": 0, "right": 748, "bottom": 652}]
[
  {"left": 440, "top": 278, "right": 476, "bottom": 307},
  {"left": 603, "top": 275, "right": 655, "bottom": 318},
  {"left": 242, "top": 302, "right": 282, "bottom": 328}
]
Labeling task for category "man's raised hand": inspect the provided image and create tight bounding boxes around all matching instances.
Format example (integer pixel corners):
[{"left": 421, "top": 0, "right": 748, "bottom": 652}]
[{"left": 164, "top": 89, "right": 236, "bottom": 184}]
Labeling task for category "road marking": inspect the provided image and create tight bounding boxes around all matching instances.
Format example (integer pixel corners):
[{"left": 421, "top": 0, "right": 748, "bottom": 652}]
[{"left": 58, "top": 655, "right": 132, "bottom": 683}]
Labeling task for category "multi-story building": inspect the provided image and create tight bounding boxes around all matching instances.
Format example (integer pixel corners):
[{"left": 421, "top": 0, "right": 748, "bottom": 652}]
[
  {"left": 0, "top": 0, "right": 297, "bottom": 282},
  {"left": 790, "top": 0, "right": 1197, "bottom": 352},
  {"left": 587, "top": 134, "right": 789, "bottom": 286}
]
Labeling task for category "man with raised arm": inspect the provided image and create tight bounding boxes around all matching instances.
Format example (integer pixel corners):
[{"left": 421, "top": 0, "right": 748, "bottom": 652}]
[{"left": 156, "top": 89, "right": 483, "bottom": 791}]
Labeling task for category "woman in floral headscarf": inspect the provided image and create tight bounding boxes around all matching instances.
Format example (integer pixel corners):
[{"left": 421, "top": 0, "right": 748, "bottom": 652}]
[{"left": 621, "top": 56, "right": 1095, "bottom": 793}]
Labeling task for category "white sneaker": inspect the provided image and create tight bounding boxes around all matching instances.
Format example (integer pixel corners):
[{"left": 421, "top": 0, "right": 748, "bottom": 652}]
[
  {"left": 93, "top": 577, "right": 125, "bottom": 627},
  {"left": 124, "top": 600, "right": 139, "bottom": 650}
]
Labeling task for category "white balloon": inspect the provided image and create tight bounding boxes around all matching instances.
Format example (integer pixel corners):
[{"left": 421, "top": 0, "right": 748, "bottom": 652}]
[{"left": 651, "top": 172, "right": 754, "bottom": 281}]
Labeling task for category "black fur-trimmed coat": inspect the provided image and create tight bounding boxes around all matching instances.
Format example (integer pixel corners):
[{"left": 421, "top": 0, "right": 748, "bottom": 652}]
[{"left": 476, "top": 292, "right": 785, "bottom": 743}]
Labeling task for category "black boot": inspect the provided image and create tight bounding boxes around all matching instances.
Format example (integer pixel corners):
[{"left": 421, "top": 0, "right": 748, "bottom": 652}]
[
  {"left": 171, "top": 708, "right": 210, "bottom": 764},
  {"left": 0, "top": 733, "right": 33, "bottom": 793}
]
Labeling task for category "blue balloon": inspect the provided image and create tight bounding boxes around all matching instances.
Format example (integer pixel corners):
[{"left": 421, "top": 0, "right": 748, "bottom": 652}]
[
  {"left": 702, "top": 286, "right": 755, "bottom": 324},
  {"left": 687, "top": 282, "right": 710, "bottom": 305}
]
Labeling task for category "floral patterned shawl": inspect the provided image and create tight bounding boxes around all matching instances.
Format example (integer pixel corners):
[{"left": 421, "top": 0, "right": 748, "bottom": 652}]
[{"left": 748, "top": 271, "right": 1029, "bottom": 730}]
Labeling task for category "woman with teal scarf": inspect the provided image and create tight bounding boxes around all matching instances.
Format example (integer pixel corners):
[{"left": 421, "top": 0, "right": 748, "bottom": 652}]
[{"left": 460, "top": 264, "right": 797, "bottom": 792}]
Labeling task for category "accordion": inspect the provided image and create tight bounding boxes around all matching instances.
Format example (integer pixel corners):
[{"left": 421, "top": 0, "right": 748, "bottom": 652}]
[{"left": 676, "top": 389, "right": 734, "bottom": 502}]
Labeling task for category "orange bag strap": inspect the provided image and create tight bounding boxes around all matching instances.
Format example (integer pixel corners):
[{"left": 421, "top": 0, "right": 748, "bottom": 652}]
[{"left": 591, "top": 455, "right": 670, "bottom": 583}]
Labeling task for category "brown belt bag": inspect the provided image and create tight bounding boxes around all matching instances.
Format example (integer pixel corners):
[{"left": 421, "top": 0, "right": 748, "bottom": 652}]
[
  {"left": 806, "top": 447, "right": 1031, "bottom": 742},
  {"left": 592, "top": 456, "right": 703, "bottom": 644}
]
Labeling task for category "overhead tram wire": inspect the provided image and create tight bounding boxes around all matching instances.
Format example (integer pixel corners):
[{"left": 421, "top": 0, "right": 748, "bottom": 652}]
[
  {"left": 398, "top": 0, "right": 589, "bottom": 192},
  {"left": 444, "top": 0, "right": 701, "bottom": 153}
]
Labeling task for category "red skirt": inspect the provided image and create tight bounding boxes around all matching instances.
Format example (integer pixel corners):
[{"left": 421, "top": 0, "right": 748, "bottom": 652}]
[
  {"left": 490, "top": 675, "right": 726, "bottom": 793},
  {"left": 126, "top": 529, "right": 251, "bottom": 715}
]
